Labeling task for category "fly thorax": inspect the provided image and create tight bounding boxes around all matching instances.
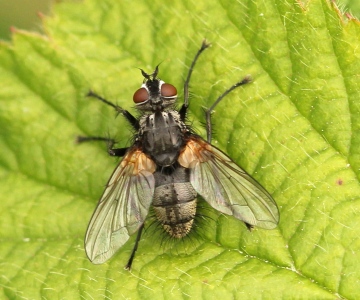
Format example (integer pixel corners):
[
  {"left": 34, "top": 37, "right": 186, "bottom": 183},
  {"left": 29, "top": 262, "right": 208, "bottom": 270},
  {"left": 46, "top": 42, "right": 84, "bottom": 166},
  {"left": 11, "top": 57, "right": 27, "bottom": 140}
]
[{"left": 139, "top": 110, "right": 186, "bottom": 166}]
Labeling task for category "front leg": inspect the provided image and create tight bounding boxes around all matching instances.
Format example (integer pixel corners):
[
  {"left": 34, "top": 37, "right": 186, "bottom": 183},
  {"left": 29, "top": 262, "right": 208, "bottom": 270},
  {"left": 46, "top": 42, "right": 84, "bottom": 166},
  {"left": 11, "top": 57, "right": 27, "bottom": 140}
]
[
  {"left": 76, "top": 136, "right": 128, "bottom": 157},
  {"left": 180, "top": 40, "right": 211, "bottom": 121},
  {"left": 87, "top": 91, "right": 139, "bottom": 131}
]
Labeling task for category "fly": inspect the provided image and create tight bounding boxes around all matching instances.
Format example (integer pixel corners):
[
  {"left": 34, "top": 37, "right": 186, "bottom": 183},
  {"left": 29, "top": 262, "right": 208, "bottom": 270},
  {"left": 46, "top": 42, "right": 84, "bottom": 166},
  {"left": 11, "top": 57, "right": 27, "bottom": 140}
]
[{"left": 79, "top": 40, "right": 279, "bottom": 270}]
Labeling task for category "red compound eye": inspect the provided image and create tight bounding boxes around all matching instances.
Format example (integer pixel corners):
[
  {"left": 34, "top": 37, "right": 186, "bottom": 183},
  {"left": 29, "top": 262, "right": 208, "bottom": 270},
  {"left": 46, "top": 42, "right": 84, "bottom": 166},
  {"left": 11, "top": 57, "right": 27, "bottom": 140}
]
[
  {"left": 161, "top": 83, "right": 177, "bottom": 97},
  {"left": 133, "top": 87, "right": 149, "bottom": 103}
]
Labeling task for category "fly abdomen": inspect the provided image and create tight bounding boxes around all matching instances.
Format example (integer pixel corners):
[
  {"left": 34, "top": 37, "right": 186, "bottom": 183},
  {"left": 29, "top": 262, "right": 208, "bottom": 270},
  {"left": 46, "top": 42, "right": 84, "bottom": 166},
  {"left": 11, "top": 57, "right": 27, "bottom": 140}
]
[{"left": 153, "top": 166, "right": 197, "bottom": 238}]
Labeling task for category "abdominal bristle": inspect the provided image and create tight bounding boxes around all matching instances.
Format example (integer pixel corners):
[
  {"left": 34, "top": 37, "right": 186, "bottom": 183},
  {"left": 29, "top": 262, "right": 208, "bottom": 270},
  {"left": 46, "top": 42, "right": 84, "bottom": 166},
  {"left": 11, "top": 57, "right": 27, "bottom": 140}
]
[{"left": 163, "top": 219, "right": 194, "bottom": 238}]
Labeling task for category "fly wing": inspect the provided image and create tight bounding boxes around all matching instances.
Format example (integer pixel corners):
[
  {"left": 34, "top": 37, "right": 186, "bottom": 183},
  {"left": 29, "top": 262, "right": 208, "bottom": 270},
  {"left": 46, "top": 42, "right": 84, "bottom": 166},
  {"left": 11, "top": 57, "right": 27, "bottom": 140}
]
[
  {"left": 85, "top": 147, "right": 156, "bottom": 264},
  {"left": 178, "top": 137, "right": 279, "bottom": 229}
]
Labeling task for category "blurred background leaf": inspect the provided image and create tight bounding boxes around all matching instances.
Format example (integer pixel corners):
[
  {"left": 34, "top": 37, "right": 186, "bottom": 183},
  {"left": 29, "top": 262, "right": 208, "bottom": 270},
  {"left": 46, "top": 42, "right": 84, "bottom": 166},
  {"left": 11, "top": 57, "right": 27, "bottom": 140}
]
[{"left": 1, "top": 0, "right": 360, "bottom": 41}]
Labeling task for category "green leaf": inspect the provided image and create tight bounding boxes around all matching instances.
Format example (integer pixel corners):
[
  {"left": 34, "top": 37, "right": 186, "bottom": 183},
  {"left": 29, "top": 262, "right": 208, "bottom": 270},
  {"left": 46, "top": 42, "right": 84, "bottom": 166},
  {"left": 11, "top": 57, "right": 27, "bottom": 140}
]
[
  {"left": 341, "top": 0, "right": 360, "bottom": 18},
  {"left": 1, "top": 0, "right": 359, "bottom": 299}
]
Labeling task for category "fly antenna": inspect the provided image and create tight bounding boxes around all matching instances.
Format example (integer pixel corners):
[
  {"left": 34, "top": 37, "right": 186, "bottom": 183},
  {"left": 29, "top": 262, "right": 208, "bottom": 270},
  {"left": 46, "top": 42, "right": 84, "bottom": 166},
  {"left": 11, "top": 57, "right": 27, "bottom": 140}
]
[
  {"left": 152, "top": 64, "right": 160, "bottom": 79},
  {"left": 140, "top": 68, "right": 151, "bottom": 80}
]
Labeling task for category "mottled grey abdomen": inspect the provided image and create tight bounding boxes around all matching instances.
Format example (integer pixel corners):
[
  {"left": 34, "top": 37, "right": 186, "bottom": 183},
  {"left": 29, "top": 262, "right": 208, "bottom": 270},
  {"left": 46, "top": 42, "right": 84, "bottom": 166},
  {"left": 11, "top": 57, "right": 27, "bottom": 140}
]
[{"left": 152, "top": 166, "right": 197, "bottom": 238}]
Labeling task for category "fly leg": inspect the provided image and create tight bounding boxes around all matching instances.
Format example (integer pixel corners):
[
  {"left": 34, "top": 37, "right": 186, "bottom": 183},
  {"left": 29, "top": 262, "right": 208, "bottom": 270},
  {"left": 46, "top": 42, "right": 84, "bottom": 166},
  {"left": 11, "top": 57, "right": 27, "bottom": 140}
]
[
  {"left": 179, "top": 40, "right": 211, "bottom": 120},
  {"left": 86, "top": 90, "right": 139, "bottom": 130},
  {"left": 204, "top": 75, "right": 252, "bottom": 143},
  {"left": 77, "top": 90, "right": 138, "bottom": 156},
  {"left": 76, "top": 136, "right": 128, "bottom": 157},
  {"left": 205, "top": 76, "right": 253, "bottom": 231},
  {"left": 124, "top": 223, "right": 145, "bottom": 270}
]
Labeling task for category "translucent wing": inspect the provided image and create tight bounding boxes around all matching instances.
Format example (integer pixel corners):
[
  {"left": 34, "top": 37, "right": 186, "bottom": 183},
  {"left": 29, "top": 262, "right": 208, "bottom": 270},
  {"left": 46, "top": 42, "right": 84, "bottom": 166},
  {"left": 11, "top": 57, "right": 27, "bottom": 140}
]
[
  {"left": 85, "top": 147, "right": 156, "bottom": 264},
  {"left": 178, "top": 137, "right": 279, "bottom": 229}
]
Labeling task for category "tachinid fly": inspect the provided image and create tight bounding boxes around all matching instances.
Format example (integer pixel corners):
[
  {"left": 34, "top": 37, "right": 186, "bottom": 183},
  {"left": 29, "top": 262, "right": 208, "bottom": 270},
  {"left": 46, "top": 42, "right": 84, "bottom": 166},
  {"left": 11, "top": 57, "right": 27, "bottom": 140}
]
[{"left": 79, "top": 40, "right": 279, "bottom": 270}]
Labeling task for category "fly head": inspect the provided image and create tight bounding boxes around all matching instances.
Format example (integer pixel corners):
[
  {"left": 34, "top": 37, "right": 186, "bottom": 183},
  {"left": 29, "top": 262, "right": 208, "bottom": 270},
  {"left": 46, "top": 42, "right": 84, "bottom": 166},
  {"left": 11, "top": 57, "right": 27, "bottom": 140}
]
[{"left": 133, "top": 66, "right": 178, "bottom": 112}]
